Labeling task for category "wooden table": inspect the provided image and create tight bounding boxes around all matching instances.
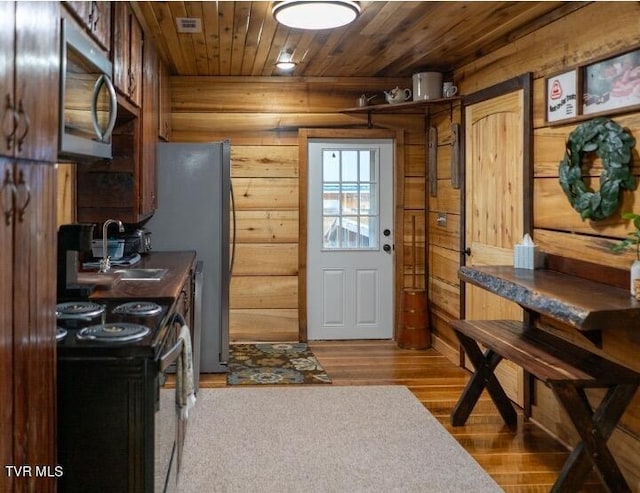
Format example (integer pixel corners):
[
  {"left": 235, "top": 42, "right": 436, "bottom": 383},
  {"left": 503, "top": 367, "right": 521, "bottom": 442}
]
[{"left": 452, "top": 265, "right": 640, "bottom": 493}]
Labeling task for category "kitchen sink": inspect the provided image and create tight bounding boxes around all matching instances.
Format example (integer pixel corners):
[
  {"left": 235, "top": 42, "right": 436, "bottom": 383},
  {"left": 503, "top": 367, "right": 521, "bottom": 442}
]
[{"left": 113, "top": 268, "right": 168, "bottom": 281}]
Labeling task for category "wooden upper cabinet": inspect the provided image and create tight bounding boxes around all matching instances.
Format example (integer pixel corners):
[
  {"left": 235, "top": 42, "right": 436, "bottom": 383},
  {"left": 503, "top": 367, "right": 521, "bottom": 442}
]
[
  {"left": 63, "top": 1, "right": 111, "bottom": 52},
  {"left": 0, "top": 2, "right": 59, "bottom": 163},
  {"left": 141, "top": 36, "right": 159, "bottom": 214},
  {"left": 158, "top": 58, "right": 172, "bottom": 141},
  {"left": 113, "top": 2, "right": 142, "bottom": 107}
]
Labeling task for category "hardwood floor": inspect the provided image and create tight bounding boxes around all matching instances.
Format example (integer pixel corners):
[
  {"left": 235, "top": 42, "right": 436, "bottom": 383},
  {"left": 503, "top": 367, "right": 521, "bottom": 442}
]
[{"left": 198, "top": 340, "right": 607, "bottom": 492}]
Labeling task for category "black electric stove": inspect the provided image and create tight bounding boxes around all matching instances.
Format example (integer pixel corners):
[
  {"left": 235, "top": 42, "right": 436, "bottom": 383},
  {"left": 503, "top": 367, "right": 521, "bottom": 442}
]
[
  {"left": 56, "top": 299, "right": 173, "bottom": 359},
  {"left": 56, "top": 297, "right": 183, "bottom": 492}
]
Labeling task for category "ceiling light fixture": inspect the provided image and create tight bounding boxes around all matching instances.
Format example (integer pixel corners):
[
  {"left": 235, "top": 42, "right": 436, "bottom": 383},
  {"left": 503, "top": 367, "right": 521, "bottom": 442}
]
[
  {"left": 272, "top": 0, "right": 360, "bottom": 30},
  {"left": 276, "top": 50, "right": 297, "bottom": 71}
]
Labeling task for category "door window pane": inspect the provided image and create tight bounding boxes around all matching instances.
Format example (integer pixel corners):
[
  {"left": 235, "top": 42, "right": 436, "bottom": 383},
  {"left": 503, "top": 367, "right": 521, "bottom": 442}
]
[{"left": 321, "top": 147, "right": 379, "bottom": 250}]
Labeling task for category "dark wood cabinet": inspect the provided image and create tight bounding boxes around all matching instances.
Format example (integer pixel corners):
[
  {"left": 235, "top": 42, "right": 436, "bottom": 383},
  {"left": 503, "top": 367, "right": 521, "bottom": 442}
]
[
  {"left": 158, "top": 58, "right": 172, "bottom": 141},
  {"left": 1, "top": 158, "right": 58, "bottom": 493},
  {"left": 141, "top": 36, "right": 159, "bottom": 214},
  {"left": 113, "top": 2, "right": 143, "bottom": 107},
  {"left": 63, "top": 1, "right": 111, "bottom": 51},
  {"left": 0, "top": 3, "right": 59, "bottom": 492},
  {"left": 0, "top": 1, "right": 60, "bottom": 163},
  {"left": 77, "top": 4, "right": 162, "bottom": 224},
  {"left": 57, "top": 357, "right": 156, "bottom": 493}
]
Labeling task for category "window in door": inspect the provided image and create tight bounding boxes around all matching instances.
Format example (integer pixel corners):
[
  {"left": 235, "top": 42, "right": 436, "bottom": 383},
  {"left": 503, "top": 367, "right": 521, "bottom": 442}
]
[{"left": 321, "top": 148, "right": 378, "bottom": 250}]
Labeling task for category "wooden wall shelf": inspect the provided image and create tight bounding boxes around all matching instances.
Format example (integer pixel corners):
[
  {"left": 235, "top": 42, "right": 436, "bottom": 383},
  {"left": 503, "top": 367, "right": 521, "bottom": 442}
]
[{"left": 342, "top": 96, "right": 462, "bottom": 115}]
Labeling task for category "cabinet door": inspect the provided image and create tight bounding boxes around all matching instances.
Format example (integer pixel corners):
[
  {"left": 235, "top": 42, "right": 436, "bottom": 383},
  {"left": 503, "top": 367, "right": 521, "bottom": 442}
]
[
  {"left": 0, "top": 2, "right": 16, "bottom": 160},
  {"left": 140, "top": 37, "right": 158, "bottom": 216},
  {"left": 14, "top": 1, "right": 59, "bottom": 162},
  {"left": 113, "top": 3, "right": 142, "bottom": 107},
  {"left": 158, "top": 58, "right": 172, "bottom": 141},
  {"left": 0, "top": 159, "right": 14, "bottom": 493},
  {"left": 12, "top": 161, "right": 57, "bottom": 493},
  {"left": 64, "top": 1, "right": 111, "bottom": 52}
]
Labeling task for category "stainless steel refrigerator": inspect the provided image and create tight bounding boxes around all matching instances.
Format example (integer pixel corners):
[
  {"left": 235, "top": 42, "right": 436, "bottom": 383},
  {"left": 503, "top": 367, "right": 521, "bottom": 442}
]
[{"left": 146, "top": 141, "right": 231, "bottom": 373}]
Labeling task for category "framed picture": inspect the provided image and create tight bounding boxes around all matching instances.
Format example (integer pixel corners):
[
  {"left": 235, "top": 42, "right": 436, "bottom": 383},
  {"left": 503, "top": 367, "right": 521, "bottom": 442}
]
[
  {"left": 583, "top": 47, "right": 640, "bottom": 115},
  {"left": 546, "top": 69, "right": 578, "bottom": 122}
]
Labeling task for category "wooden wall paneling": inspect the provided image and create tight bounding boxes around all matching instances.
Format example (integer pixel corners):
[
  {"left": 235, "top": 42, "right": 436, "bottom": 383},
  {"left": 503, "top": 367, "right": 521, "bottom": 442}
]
[
  {"left": 430, "top": 307, "right": 461, "bottom": 363},
  {"left": 534, "top": 177, "right": 635, "bottom": 235},
  {"left": 56, "top": 163, "right": 76, "bottom": 227},
  {"left": 429, "top": 245, "right": 460, "bottom": 287},
  {"left": 231, "top": 146, "right": 299, "bottom": 178},
  {"left": 230, "top": 309, "right": 299, "bottom": 342},
  {"left": 456, "top": 2, "right": 639, "bottom": 93},
  {"left": 230, "top": 276, "right": 297, "bottom": 309},
  {"left": 404, "top": 144, "right": 426, "bottom": 177},
  {"left": 404, "top": 177, "right": 426, "bottom": 210},
  {"left": 535, "top": 229, "right": 637, "bottom": 271},
  {"left": 170, "top": 76, "right": 412, "bottom": 112},
  {"left": 428, "top": 277, "right": 461, "bottom": 321},
  {"left": 233, "top": 244, "right": 298, "bottom": 276},
  {"left": 429, "top": 181, "right": 460, "bottom": 213},
  {"left": 232, "top": 178, "right": 298, "bottom": 210},
  {"left": 172, "top": 130, "right": 301, "bottom": 146},
  {"left": 428, "top": 211, "right": 460, "bottom": 250},
  {"left": 234, "top": 210, "right": 299, "bottom": 243}
]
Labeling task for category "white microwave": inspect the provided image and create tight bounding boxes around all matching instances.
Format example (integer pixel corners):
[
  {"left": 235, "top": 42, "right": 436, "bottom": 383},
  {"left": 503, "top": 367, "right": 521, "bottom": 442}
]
[{"left": 59, "top": 18, "right": 117, "bottom": 161}]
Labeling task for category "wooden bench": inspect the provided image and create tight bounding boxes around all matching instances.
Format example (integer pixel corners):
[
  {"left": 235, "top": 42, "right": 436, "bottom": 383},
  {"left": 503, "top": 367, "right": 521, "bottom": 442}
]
[{"left": 451, "top": 319, "right": 640, "bottom": 493}]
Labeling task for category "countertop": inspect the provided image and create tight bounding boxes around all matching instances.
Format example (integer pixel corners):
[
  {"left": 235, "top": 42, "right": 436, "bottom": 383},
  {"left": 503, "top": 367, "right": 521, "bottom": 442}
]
[
  {"left": 88, "top": 251, "right": 196, "bottom": 301},
  {"left": 459, "top": 265, "right": 640, "bottom": 331}
]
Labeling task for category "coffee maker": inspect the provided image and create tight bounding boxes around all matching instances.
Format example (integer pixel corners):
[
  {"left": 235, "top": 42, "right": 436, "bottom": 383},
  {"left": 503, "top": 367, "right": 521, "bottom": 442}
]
[{"left": 57, "top": 224, "right": 95, "bottom": 300}]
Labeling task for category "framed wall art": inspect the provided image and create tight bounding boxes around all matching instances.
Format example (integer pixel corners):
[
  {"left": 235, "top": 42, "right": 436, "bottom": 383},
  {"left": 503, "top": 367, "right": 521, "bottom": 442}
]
[
  {"left": 546, "top": 69, "right": 578, "bottom": 123},
  {"left": 582, "top": 47, "right": 640, "bottom": 115}
]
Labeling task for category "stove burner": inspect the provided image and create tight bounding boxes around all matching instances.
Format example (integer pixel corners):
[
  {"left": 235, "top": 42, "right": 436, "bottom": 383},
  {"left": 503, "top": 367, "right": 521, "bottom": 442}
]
[
  {"left": 76, "top": 323, "right": 150, "bottom": 343},
  {"left": 56, "top": 301, "right": 105, "bottom": 319},
  {"left": 56, "top": 327, "right": 68, "bottom": 342},
  {"left": 112, "top": 301, "right": 162, "bottom": 316}
]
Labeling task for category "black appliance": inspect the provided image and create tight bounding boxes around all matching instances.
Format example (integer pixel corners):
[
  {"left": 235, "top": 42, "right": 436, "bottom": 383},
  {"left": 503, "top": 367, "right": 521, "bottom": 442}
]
[
  {"left": 57, "top": 223, "right": 95, "bottom": 299},
  {"left": 56, "top": 299, "right": 183, "bottom": 493}
]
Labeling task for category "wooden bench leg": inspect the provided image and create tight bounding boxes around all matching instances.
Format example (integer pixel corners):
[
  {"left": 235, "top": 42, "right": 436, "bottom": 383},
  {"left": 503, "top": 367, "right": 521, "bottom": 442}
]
[
  {"left": 549, "top": 382, "right": 638, "bottom": 493},
  {"left": 451, "top": 331, "right": 518, "bottom": 427}
]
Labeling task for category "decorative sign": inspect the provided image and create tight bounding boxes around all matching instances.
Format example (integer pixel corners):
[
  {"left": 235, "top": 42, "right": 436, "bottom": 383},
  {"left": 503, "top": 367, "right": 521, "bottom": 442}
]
[{"left": 546, "top": 70, "right": 578, "bottom": 122}]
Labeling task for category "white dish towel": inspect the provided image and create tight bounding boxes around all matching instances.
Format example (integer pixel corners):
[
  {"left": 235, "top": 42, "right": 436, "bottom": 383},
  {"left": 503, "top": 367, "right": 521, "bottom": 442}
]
[{"left": 176, "top": 324, "right": 196, "bottom": 419}]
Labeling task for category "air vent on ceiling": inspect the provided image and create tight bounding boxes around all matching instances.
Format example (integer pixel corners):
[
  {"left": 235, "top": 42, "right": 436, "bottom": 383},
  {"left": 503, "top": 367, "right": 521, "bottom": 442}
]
[{"left": 176, "top": 17, "right": 202, "bottom": 33}]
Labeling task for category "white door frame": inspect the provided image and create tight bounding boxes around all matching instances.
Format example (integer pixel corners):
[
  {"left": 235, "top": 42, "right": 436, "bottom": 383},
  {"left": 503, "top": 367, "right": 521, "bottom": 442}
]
[{"left": 298, "top": 128, "right": 405, "bottom": 342}]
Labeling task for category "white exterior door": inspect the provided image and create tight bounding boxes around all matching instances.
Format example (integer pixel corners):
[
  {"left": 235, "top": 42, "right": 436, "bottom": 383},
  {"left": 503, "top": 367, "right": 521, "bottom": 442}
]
[{"left": 307, "top": 139, "right": 394, "bottom": 340}]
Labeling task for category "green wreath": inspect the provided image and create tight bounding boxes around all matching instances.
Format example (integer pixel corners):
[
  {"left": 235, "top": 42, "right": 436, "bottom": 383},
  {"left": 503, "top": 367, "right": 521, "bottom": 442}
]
[{"left": 558, "top": 117, "right": 636, "bottom": 221}]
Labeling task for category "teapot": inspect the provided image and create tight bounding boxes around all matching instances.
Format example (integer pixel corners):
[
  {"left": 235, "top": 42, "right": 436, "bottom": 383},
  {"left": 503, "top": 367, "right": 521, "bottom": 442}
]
[{"left": 384, "top": 87, "right": 412, "bottom": 104}]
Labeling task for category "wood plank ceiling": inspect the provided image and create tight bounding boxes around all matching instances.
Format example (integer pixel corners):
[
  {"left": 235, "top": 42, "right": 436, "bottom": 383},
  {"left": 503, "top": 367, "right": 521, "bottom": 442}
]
[{"left": 134, "top": 1, "right": 583, "bottom": 78}]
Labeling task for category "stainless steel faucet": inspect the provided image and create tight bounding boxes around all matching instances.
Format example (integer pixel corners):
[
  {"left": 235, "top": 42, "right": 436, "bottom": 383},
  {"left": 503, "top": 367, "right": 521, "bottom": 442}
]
[{"left": 99, "top": 219, "right": 124, "bottom": 273}]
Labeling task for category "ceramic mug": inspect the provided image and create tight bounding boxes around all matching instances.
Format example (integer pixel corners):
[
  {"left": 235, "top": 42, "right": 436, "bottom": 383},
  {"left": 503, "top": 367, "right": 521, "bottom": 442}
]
[{"left": 443, "top": 82, "right": 458, "bottom": 98}]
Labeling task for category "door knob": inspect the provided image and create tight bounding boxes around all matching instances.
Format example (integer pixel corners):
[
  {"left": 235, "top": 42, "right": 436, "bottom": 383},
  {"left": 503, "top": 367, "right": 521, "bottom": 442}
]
[
  {"left": 383, "top": 229, "right": 391, "bottom": 237},
  {"left": 464, "top": 247, "right": 471, "bottom": 256},
  {"left": 383, "top": 244, "right": 392, "bottom": 252}
]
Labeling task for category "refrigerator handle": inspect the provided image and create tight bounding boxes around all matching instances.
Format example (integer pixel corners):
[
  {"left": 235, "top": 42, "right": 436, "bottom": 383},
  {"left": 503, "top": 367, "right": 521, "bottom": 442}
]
[{"left": 229, "top": 181, "right": 236, "bottom": 276}]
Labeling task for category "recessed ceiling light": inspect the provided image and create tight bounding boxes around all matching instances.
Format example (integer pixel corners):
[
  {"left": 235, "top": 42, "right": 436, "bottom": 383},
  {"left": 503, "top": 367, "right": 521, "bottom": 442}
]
[
  {"left": 272, "top": 1, "right": 360, "bottom": 30},
  {"left": 276, "top": 61, "right": 297, "bottom": 71}
]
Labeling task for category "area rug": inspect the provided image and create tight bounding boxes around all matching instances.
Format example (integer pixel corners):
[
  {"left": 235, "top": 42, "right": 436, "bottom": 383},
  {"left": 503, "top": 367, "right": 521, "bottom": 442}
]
[
  {"left": 177, "top": 386, "right": 502, "bottom": 492},
  {"left": 226, "top": 342, "right": 332, "bottom": 385}
]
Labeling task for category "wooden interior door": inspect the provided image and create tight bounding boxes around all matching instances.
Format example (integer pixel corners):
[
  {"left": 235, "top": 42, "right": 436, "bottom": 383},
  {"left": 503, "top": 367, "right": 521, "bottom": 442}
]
[{"left": 464, "top": 81, "right": 530, "bottom": 406}]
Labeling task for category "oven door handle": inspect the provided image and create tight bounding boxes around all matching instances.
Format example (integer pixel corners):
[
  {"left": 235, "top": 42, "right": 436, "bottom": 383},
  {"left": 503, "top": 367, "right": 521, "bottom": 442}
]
[
  {"left": 159, "top": 338, "right": 183, "bottom": 372},
  {"left": 158, "top": 313, "right": 187, "bottom": 372}
]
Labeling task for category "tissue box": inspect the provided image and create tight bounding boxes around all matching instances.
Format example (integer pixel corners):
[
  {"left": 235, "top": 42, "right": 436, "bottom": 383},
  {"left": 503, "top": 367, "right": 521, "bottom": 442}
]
[{"left": 514, "top": 244, "right": 543, "bottom": 269}]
